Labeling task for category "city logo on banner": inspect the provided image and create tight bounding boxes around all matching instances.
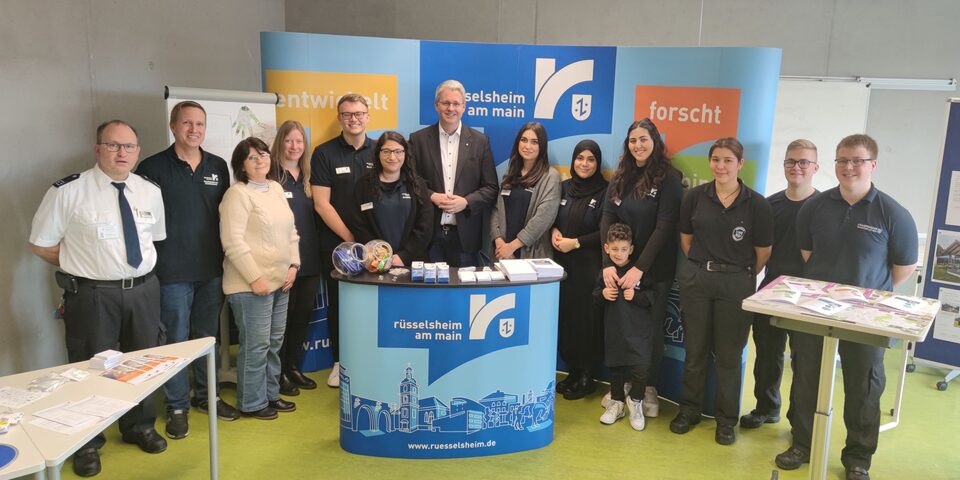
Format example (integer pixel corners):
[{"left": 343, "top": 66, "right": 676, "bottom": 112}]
[
  {"left": 265, "top": 70, "right": 398, "bottom": 147},
  {"left": 378, "top": 286, "right": 531, "bottom": 384}
]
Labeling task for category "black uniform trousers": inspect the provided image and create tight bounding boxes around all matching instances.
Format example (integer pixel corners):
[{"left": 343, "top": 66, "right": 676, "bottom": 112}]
[
  {"left": 787, "top": 330, "right": 885, "bottom": 470},
  {"left": 646, "top": 281, "right": 671, "bottom": 388},
  {"left": 677, "top": 260, "right": 755, "bottom": 426},
  {"left": 280, "top": 275, "right": 322, "bottom": 372},
  {"left": 319, "top": 252, "right": 340, "bottom": 361},
  {"left": 749, "top": 313, "right": 788, "bottom": 415},
  {"left": 63, "top": 274, "right": 162, "bottom": 449}
]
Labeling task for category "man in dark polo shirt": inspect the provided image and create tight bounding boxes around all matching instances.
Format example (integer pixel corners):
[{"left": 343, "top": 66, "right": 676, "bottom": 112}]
[
  {"left": 776, "top": 134, "right": 918, "bottom": 480},
  {"left": 310, "top": 93, "right": 375, "bottom": 388},
  {"left": 136, "top": 101, "right": 239, "bottom": 440},
  {"left": 741, "top": 139, "right": 820, "bottom": 430}
]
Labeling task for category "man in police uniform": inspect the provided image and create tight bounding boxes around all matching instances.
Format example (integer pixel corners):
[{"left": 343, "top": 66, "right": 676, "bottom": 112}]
[
  {"left": 136, "top": 101, "right": 238, "bottom": 440},
  {"left": 741, "top": 139, "right": 819, "bottom": 430},
  {"left": 309, "top": 93, "right": 375, "bottom": 387},
  {"left": 777, "top": 134, "right": 918, "bottom": 480},
  {"left": 29, "top": 120, "right": 168, "bottom": 477}
]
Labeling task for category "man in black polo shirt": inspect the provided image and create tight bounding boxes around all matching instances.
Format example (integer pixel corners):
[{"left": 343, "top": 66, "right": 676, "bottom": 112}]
[
  {"left": 777, "top": 134, "right": 918, "bottom": 480},
  {"left": 741, "top": 139, "right": 820, "bottom": 430},
  {"left": 136, "top": 101, "right": 239, "bottom": 440},
  {"left": 310, "top": 93, "right": 375, "bottom": 388}
]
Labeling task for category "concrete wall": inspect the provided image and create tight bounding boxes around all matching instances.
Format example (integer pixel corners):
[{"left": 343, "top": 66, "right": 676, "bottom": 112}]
[
  {"left": 286, "top": 0, "right": 960, "bottom": 237},
  {"left": 0, "top": 0, "right": 284, "bottom": 374}
]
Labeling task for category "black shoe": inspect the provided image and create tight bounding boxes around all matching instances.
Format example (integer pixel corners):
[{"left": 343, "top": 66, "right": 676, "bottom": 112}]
[
  {"left": 121, "top": 428, "right": 167, "bottom": 454},
  {"left": 669, "top": 412, "right": 701, "bottom": 434},
  {"left": 562, "top": 375, "right": 596, "bottom": 400},
  {"left": 269, "top": 398, "right": 297, "bottom": 412},
  {"left": 715, "top": 424, "right": 736, "bottom": 445},
  {"left": 194, "top": 397, "right": 241, "bottom": 421},
  {"left": 241, "top": 406, "right": 279, "bottom": 420},
  {"left": 555, "top": 371, "right": 580, "bottom": 394},
  {"left": 775, "top": 446, "right": 810, "bottom": 470},
  {"left": 72, "top": 448, "right": 101, "bottom": 477},
  {"left": 279, "top": 373, "right": 301, "bottom": 396},
  {"left": 164, "top": 409, "right": 188, "bottom": 439},
  {"left": 288, "top": 369, "right": 318, "bottom": 390},
  {"left": 846, "top": 466, "right": 870, "bottom": 480},
  {"left": 739, "top": 409, "right": 780, "bottom": 429}
]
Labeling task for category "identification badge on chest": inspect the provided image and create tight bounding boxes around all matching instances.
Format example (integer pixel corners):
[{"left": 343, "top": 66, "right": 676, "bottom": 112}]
[
  {"left": 360, "top": 202, "right": 374, "bottom": 211},
  {"left": 401, "top": 193, "right": 411, "bottom": 200},
  {"left": 336, "top": 166, "right": 351, "bottom": 175},
  {"left": 284, "top": 191, "right": 294, "bottom": 199},
  {"left": 97, "top": 223, "right": 120, "bottom": 240},
  {"left": 560, "top": 199, "right": 567, "bottom": 206},
  {"left": 134, "top": 208, "right": 156, "bottom": 224},
  {"left": 501, "top": 190, "right": 511, "bottom": 196},
  {"left": 589, "top": 198, "right": 598, "bottom": 208}
]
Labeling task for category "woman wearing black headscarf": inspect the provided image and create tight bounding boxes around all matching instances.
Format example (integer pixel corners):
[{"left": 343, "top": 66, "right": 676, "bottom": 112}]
[{"left": 552, "top": 139, "right": 609, "bottom": 400}]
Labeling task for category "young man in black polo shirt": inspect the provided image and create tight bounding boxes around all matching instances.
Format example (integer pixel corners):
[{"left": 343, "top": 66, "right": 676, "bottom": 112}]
[
  {"left": 741, "top": 139, "right": 820, "bottom": 430},
  {"left": 309, "top": 93, "right": 375, "bottom": 388},
  {"left": 777, "top": 134, "right": 918, "bottom": 480},
  {"left": 136, "top": 101, "right": 239, "bottom": 440}
]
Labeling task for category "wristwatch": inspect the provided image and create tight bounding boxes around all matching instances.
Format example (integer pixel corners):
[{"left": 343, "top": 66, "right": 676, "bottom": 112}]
[{"left": 574, "top": 239, "right": 581, "bottom": 249}]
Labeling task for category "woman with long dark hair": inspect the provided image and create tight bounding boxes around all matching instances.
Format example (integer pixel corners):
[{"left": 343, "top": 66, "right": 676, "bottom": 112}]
[
  {"left": 552, "top": 139, "right": 608, "bottom": 400},
  {"left": 349, "top": 131, "right": 433, "bottom": 265},
  {"left": 490, "top": 122, "right": 561, "bottom": 260},
  {"left": 599, "top": 118, "right": 683, "bottom": 419}
]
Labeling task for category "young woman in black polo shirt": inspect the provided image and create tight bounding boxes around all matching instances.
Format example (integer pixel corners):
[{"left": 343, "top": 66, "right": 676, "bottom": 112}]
[
  {"left": 271, "top": 120, "right": 322, "bottom": 395},
  {"left": 349, "top": 131, "right": 433, "bottom": 266},
  {"left": 598, "top": 119, "right": 683, "bottom": 411},
  {"left": 671, "top": 137, "right": 773, "bottom": 446},
  {"left": 551, "top": 139, "right": 608, "bottom": 400}
]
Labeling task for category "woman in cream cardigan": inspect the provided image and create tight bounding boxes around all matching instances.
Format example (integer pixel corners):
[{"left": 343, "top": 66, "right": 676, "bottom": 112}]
[
  {"left": 490, "top": 122, "right": 561, "bottom": 260},
  {"left": 221, "top": 137, "right": 300, "bottom": 420}
]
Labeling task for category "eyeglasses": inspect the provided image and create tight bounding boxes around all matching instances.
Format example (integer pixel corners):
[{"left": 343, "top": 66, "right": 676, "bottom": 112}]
[
  {"left": 437, "top": 101, "right": 464, "bottom": 108},
  {"left": 339, "top": 111, "right": 368, "bottom": 120},
  {"left": 379, "top": 148, "right": 405, "bottom": 158},
  {"left": 246, "top": 153, "right": 271, "bottom": 162},
  {"left": 834, "top": 158, "right": 873, "bottom": 168},
  {"left": 99, "top": 142, "right": 140, "bottom": 153},
  {"left": 784, "top": 159, "right": 816, "bottom": 169}
]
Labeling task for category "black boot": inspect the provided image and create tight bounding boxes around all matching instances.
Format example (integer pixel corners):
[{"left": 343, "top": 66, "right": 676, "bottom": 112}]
[
  {"left": 562, "top": 373, "right": 596, "bottom": 400},
  {"left": 279, "top": 373, "right": 300, "bottom": 396},
  {"left": 288, "top": 368, "right": 318, "bottom": 390},
  {"left": 556, "top": 370, "right": 580, "bottom": 394}
]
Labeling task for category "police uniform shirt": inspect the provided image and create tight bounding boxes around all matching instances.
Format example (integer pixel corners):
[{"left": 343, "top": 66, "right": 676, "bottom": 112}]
[
  {"left": 761, "top": 189, "right": 814, "bottom": 286},
  {"left": 30, "top": 164, "right": 166, "bottom": 280},
  {"left": 501, "top": 184, "right": 533, "bottom": 244},
  {"left": 797, "top": 185, "right": 918, "bottom": 291},
  {"left": 135, "top": 145, "right": 228, "bottom": 283},
  {"left": 281, "top": 170, "right": 322, "bottom": 277},
  {"left": 309, "top": 134, "right": 375, "bottom": 251},
  {"left": 679, "top": 179, "right": 773, "bottom": 268}
]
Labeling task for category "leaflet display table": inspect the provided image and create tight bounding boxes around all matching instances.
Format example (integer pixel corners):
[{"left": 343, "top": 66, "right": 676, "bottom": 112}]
[
  {"left": 333, "top": 269, "right": 562, "bottom": 458},
  {"left": 742, "top": 276, "right": 937, "bottom": 480}
]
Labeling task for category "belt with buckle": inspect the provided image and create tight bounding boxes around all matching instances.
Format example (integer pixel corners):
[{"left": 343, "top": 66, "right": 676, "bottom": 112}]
[
  {"left": 440, "top": 224, "right": 457, "bottom": 233},
  {"left": 694, "top": 260, "right": 751, "bottom": 273},
  {"left": 75, "top": 272, "right": 155, "bottom": 290}
]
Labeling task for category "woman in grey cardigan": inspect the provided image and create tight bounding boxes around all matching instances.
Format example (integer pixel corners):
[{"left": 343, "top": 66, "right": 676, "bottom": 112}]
[{"left": 490, "top": 122, "right": 561, "bottom": 260}]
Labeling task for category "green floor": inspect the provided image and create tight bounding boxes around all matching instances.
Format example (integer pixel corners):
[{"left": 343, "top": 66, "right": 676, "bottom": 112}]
[{"left": 54, "top": 343, "right": 960, "bottom": 480}]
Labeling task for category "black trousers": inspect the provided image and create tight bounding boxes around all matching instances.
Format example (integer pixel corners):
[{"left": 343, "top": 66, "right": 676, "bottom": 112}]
[
  {"left": 63, "top": 273, "right": 162, "bottom": 449},
  {"left": 749, "top": 313, "right": 788, "bottom": 415},
  {"left": 646, "top": 281, "right": 670, "bottom": 387},
  {"left": 609, "top": 365, "right": 648, "bottom": 402},
  {"left": 428, "top": 226, "right": 479, "bottom": 268},
  {"left": 319, "top": 252, "right": 340, "bottom": 361},
  {"left": 280, "top": 275, "right": 321, "bottom": 372},
  {"left": 677, "top": 260, "right": 755, "bottom": 426},
  {"left": 787, "top": 330, "right": 886, "bottom": 470}
]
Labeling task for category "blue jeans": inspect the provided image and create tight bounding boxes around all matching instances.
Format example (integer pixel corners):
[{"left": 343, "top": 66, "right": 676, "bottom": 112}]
[
  {"left": 228, "top": 289, "right": 289, "bottom": 412},
  {"left": 160, "top": 278, "right": 225, "bottom": 411}
]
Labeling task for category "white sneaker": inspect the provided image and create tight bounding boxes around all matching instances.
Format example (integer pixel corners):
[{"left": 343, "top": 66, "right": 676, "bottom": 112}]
[
  {"left": 643, "top": 386, "right": 660, "bottom": 418},
  {"left": 327, "top": 362, "right": 340, "bottom": 387},
  {"left": 600, "top": 382, "right": 632, "bottom": 409},
  {"left": 626, "top": 396, "right": 646, "bottom": 431},
  {"left": 600, "top": 400, "right": 625, "bottom": 425}
]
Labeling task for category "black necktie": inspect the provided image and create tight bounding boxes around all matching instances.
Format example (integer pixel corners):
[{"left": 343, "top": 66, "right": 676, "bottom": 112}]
[{"left": 112, "top": 182, "right": 142, "bottom": 268}]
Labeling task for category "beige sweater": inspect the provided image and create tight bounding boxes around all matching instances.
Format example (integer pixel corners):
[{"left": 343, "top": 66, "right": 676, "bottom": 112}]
[{"left": 220, "top": 181, "right": 300, "bottom": 295}]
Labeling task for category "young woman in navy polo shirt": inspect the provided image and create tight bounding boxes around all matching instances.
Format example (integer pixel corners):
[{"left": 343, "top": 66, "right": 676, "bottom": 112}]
[{"left": 670, "top": 137, "right": 773, "bottom": 446}]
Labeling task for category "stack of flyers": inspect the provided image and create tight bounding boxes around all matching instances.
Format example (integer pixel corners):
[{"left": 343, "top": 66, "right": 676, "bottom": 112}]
[
  {"left": 879, "top": 295, "right": 928, "bottom": 315},
  {"left": 101, "top": 354, "right": 186, "bottom": 385},
  {"left": 780, "top": 279, "right": 821, "bottom": 295},
  {"left": 828, "top": 286, "right": 870, "bottom": 304},
  {"left": 799, "top": 296, "right": 851, "bottom": 316},
  {"left": 756, "top": 287, "right": 801, "bottom": 304}
]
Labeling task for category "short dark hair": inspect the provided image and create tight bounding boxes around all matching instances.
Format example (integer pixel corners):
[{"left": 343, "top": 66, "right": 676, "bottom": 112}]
[
  {"left": 606, "top": 223, "right": 633, "bottom": 244},
  {"left": 96, "top": 120, "right": 138, "bottom": 143},
  {"left": 230, "top": 137, "right": 270, "bottom": 183},
  {"left": 169, "top": 100, "right": 206, "bottom": 126}
]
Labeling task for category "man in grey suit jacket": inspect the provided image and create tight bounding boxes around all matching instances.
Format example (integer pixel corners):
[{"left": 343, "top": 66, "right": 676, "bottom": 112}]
[{"left": 410, "top": 79, "right": 499, "bottom": 267}]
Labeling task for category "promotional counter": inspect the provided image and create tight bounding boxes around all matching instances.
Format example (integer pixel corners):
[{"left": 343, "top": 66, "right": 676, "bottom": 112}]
[{"left": 333, "top": 269, "right": 561, "bottom": 459}]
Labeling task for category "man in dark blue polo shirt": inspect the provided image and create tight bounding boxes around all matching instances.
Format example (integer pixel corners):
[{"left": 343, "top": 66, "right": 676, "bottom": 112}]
[
  {"left": 309, "top": 93, "right": 375, "bottom": 388},
  {"left": 776, "top": 134, "right": 918, "bottom": 480},
  {"left": 136, "top": 101, "right": 239, "bottom": 440}
]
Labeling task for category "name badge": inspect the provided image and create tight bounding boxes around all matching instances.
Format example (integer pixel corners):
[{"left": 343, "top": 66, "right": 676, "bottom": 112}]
[
  {"left": 134, "top": 208, "right": 156, "bottom": 224},
  {"left": 614, "top": 199, "right": 622, "bottom": 206},
  {"left": 365, "top": 162, "right": 374, "bottom": 169},
  {"left": 360, "top": 202, "right": 374, "bottom": 211},
  {"left": 647, "top": 188, "right": 659, "bottom": 198},
  {"left": 336, "top": 166, "right": 351, "bottom": 175},
  {"left": 401, "top": 193, "right": 411, "bottom": 200},
  {"left": 560, "top": 199, "right": 567, "bottom": 206},
  {"left": 501, "top": 190, "right": 511, "bottom": 196},
  {"left": 284, "top": 191, "right": 294, "bottom": 199},
  {"left": 97, "top": 223, "right": 120, "bottom": 240},
  {"left": 525, "top": 187, "right": 535, "bottom": 193},
  {"left": 589, "top": 198, "right": 598, "bottom": 208}
]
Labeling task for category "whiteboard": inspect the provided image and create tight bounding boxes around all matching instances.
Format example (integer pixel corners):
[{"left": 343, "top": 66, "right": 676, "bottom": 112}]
[{"left": 764, "top": 80, "right": 871, "bottom": 195}]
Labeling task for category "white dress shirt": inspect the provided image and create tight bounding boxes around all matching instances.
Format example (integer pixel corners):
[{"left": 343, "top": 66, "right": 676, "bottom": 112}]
[{"left": 438, "top": 122, "right": 462, "bottom": 226}]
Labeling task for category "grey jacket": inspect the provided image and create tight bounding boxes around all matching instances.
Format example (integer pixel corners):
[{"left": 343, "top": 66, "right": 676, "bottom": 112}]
[{"left": 490, "top": 168, "right": 562, "bottom": 259}]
